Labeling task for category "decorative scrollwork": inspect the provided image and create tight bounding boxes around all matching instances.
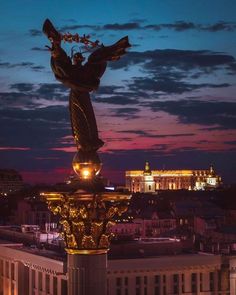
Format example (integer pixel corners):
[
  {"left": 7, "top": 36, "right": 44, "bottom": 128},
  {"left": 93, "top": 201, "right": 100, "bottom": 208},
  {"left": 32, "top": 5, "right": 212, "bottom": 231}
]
[{"left": 46, "top": 192, "right": 129, "bottom": 253}]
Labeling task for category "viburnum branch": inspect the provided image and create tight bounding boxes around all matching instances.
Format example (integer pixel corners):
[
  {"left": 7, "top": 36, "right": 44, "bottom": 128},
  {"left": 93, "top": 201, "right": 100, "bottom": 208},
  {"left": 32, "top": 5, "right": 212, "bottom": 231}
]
[{"left": 61, "top": 33, "right": 100, "bottom": 49}]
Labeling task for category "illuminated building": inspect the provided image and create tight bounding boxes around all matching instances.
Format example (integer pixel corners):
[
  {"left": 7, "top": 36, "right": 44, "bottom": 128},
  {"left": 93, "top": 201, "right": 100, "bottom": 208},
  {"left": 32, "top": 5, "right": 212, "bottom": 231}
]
[
  {"left": 0, "top": 241, "right": 231, "bottom": 295},
  {"left": 0, "top": 169, "right": 24, "bottom": 195},
  {"left": 126, "top": 162, "right": 222, "bottom": 193},
  {"left": 0, "top": 242, "right": 67, "bottom": 295}
]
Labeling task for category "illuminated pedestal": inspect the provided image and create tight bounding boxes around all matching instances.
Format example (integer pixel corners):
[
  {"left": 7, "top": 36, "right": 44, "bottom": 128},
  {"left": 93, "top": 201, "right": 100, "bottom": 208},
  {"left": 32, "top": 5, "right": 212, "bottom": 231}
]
[{"left": 42, "top": 191, "right": 130, "bottom": 295}]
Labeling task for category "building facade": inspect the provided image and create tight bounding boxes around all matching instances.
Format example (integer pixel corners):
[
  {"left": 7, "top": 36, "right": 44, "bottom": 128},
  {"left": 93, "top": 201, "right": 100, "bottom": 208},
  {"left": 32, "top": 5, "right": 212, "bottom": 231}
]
[
  {"left": 126, "top": 162, "right": 221, "bottom": 193},
  {"left": 107, "top": 255, "right": 230, "bottom": 295},
  {"left": 0, "top": 242, "right": 232, "bottom": 295},
  {"left": 113, "top": 212, "right": 176, "bottom": 238},
  {"left": 14, "top": 199, "right": 54, "bottom": 228},
  {"left": 0, "top": 243, "right": 67, "bottom": 295},
  {"left": 0, "top": 169, "right": 24, "bottom": 195}
]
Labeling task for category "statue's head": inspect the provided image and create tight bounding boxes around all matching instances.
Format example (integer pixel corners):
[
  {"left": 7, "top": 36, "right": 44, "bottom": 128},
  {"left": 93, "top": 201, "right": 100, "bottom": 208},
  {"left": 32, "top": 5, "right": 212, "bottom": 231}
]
[{"left": 73, "top": 52, "right": 85, "bottom": 65}]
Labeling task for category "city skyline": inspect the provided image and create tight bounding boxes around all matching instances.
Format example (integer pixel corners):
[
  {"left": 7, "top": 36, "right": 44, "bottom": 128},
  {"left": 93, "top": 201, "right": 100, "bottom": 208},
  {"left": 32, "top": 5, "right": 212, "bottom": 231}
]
[{"left": 0, "top": 0, "right": 236, "bottom": 184}]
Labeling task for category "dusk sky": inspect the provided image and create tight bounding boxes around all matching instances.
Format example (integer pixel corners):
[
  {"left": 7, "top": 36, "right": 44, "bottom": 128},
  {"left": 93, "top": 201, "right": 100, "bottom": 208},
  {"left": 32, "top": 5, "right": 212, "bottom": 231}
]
[{"left": 0, "top": 0, "right": 236, "bottom": 184}]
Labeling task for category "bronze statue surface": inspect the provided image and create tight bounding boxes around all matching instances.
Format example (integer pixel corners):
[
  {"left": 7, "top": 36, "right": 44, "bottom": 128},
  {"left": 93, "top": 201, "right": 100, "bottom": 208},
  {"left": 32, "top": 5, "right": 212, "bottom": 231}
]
[
  {"left": 42, "top": 20, "right": 131, "bottom": 256},
  {"left": 43, "top": 19, "right": 130, "bottom": 154}
]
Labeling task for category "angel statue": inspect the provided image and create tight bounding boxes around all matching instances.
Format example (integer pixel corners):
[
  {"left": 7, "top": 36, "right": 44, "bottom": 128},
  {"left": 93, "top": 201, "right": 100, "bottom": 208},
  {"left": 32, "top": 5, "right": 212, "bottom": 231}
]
[{"left": 43, "top": 19, "right": 130, "bottom": 154}]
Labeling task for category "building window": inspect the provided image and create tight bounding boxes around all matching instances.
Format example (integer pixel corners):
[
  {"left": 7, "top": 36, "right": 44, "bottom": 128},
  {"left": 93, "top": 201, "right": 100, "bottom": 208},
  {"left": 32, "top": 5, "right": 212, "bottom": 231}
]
[
  {"left": 155, "top": 275, "right": 160, "bottom": 284},
  {"left": 144, "top": 287, "right": 147, "bottom": 295},
  {"left": 173, "top": 274, "right": 178, "bottom": 283},
  {"left": 136, "top": 288, "right": 141, "bottom": 295},
  {"left": 210, "top": 272, "right": 214, "bottom": 291},
  {"left": 174, "top": 285, "right": 179, "bottom": 294},
  {"left": 154, "top": 274, "right": 160, "bottom": 295},
  {"left": 11, "top": 263, "right": 15, "bottom": 280},
  {"left": 116, "top": 277, "right": 122, "bottom": 287},
  {"left": 125, "top": 289, "right": 128, "bottom": 295},
  {"left": 144, "top": 276, "right": 147, "bottom": 285},
  {"left": 0, "top": 260, "right": 3, "bottom": 276},
  {"left": 155, "top": 286, "right": 160, "bottom": 295},
  {"left": 32, "top": 269, "right": 36, "bottom": 288},
  {"left": 181, "top": 274, "right": 185, "bottom": 293},
  {"left": 191, "top": 273, "right": 197, "bottom": 293},
  {"left": 163, "top": 286, "right": 166, "bottom": 295},
  {"left": 0, "top": 277, "right": 3, "bottom": 294},
  {"left": 10, "top": 282, "right": 14, "bottom": 295},
  {"left": 116, "top": 277, "right": 122, "bottom": 295},
  {"left": 124, "top": 277, "right": 128, "bottom": 286},
  {"left": 173, "top": 274, "right": 179, "bottom": 294},
  {"left": 46, "top": 274, "right": 50, "bottom": 293},
  {"left": 53, "top": 276, "right": 58, "bottom": 295},
  {"left": 5, "top": 261, "right": 9, "bottom": 278},
  {"left": 217, "top": 270, "right": 221, "bottom": 291},
  {"left": 38, "top": 272, "right": 43, "bottom": 291},
  {"left": 163, "top": 275, "right": 166, "bottom": 295},
  {"left": 200, "top": 273, "right": 203, "bottom": 292},
  {"left": 136, "top": 276, "right": 141, "bottom": 285},
  {"left": 61, "top": 279, "right": 67, "bottom": 295}
]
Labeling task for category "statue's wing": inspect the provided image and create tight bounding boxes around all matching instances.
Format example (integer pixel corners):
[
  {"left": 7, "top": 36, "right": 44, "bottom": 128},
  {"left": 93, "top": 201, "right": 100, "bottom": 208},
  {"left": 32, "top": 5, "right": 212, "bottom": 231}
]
[
  {"left": 88, "top": 36, "right": 131, "bottom": 63},
  {"left": 105, "top": 36, "right": 131, "bottom": 61}
]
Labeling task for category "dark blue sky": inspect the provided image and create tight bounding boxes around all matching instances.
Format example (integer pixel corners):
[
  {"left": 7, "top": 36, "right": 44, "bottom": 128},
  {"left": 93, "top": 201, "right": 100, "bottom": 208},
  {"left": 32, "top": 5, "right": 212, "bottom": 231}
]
[{"left": 0, "top": 0, "right": 236, "bottom": 184}]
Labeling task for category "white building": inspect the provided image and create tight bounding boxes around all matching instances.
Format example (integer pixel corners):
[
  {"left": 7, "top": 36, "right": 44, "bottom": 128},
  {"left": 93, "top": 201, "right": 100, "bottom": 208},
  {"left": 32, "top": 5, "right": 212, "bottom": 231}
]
[
  {"left": 0, "top": 241, "right": 233, "bottom": 295},
  {"left": 0, "top": 242, "right": 67, "bottom": 295},
  {"left": 108, "top": 255, "right": 229, "bottom": 295},
  {"left": 126, "top": 162, "right": 222, "bottom": 193}
]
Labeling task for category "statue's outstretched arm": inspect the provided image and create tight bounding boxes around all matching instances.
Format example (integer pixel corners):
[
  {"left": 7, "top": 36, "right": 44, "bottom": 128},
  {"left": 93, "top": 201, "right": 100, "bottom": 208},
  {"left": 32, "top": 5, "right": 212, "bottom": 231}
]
[{"left": 43, "top": 19, "right": 72, "bottom": 81}]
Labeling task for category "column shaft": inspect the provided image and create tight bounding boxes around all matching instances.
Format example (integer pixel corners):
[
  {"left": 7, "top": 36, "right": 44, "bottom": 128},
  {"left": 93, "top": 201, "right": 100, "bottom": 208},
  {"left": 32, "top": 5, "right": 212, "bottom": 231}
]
[{"left": 67, "top": 253, "right": 107, "bottom": 295}]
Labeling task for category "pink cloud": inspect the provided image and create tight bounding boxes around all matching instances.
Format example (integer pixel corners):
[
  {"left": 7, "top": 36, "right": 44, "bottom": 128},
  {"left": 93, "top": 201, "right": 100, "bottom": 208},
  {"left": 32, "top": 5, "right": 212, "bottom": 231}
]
[{"left": 0, "top": 146, "right": 30, "bottom": 150}]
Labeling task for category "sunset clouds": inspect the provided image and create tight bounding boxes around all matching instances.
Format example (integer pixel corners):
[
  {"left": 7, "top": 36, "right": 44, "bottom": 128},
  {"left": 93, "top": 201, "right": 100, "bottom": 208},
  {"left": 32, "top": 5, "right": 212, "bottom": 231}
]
[{"left": 0, "top": 0, "right": 235, "bottom": 183}]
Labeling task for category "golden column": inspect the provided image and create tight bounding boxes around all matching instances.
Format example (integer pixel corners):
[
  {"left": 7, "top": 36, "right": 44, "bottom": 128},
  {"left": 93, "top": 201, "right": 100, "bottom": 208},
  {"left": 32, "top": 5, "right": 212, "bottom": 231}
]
[
  {"left": 42, "top": 191, "right": 130, "bottom": 295},
  {"left": 42, "top": 19, "right": 131, "bottom": 295}
]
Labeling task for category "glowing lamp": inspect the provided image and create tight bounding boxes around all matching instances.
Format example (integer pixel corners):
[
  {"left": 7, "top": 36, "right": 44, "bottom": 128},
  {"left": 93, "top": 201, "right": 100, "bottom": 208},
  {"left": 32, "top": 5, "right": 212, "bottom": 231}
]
[
  {"left": 81, "top": 168, "right": 91, "bottom": 178},
  {"left": 72, "top": 151, "right": 102, "bottom": 180}
]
